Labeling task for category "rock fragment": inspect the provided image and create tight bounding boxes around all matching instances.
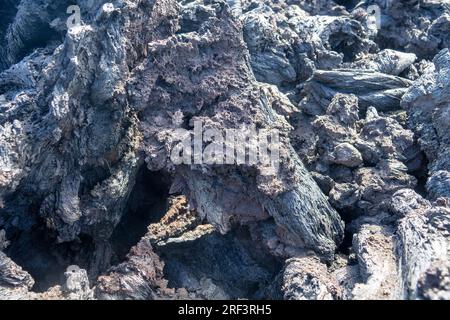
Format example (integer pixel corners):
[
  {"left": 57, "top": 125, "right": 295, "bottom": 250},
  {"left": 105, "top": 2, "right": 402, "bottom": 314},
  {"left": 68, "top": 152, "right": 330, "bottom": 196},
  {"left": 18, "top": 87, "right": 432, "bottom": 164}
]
[
  {"left": 279, "top": 256, "right": 341, "bottom": 300},
  {"left": 330, "top": 143, "right": 363, "bottom": 168},
  {"left": 0, "top": 0, "right": 449, "bottom": 301},
  {"left": 391, "top": 189, "right": 450, "bottom": 299}
]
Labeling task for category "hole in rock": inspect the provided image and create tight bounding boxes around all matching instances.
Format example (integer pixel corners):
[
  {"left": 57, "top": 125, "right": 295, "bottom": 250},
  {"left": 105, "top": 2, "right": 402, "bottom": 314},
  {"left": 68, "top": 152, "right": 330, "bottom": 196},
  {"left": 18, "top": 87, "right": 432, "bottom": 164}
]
[
  {"left": 5, "top": 227, "right": 94, "bottom": 292},
  {"left": 334, "top": 0, "right": 360, "bottom": 10},
  {"left": 158, "top": 225, "right": 283, "bottom": 299},
  {"left": 1, "top": 190, "right": 96, "bottom": 292},
  {"left": 110, "top": 165, "right": 172, "bottom": 262},
  {"left": 1, "top": 165, "right": 172, "bottom": 292},
  {"left": 79, "top": 165, "right": 111, "bottom": 198},
  {"left": 337, "top": 227, "right": 354, "bottom": 255},
  {"left": 409, "top": 151, "right": 430, "bottom": 198},
  {"left": 328, "top": 32, "right": 362, "bottom": 63}
]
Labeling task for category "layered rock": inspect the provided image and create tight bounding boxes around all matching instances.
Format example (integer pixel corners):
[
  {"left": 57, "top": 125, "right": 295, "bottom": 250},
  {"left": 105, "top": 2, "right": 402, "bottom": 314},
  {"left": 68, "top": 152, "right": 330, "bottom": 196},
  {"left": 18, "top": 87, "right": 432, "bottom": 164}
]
[{"left": 0, "top": 0, "right": 449, "bottom": 301}]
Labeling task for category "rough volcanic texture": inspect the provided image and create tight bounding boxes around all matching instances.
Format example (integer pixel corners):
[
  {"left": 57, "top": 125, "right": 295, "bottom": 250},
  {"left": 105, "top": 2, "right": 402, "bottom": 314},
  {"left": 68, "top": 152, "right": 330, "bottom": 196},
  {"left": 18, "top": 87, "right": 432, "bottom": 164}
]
[
  {"left": 401, "top": 49, "right": 450, "bottom": 200},
  {"left": 0, "top": 0, "right": 449, "bottom": 300}
]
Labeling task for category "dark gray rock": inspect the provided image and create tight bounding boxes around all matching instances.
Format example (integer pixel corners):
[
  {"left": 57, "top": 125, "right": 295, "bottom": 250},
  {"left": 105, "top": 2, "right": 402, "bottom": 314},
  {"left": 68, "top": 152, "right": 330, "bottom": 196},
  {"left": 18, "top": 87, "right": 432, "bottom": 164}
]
[
  {"left": 0, "top": 0, "right": 449, "bottom": 301},
  {"left": 299, "top": 69, "right": 413, "bottom": 115},
  {"left": 402, "top": 49, "right": 450, "bottom": 200}
]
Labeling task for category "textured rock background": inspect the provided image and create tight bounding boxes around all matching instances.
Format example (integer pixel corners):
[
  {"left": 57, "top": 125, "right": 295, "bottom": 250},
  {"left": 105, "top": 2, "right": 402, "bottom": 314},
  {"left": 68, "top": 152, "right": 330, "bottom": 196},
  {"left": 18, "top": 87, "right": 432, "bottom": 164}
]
[{"left": 0, "top": 0, "right": 449, "bottom": 300}]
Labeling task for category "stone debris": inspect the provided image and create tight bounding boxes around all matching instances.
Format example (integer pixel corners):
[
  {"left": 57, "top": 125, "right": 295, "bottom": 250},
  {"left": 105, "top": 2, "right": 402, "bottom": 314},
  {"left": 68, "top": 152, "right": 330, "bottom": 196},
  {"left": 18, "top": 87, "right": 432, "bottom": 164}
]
[{"left": 0, "top": 0, "right": 449, "bottom": 300}]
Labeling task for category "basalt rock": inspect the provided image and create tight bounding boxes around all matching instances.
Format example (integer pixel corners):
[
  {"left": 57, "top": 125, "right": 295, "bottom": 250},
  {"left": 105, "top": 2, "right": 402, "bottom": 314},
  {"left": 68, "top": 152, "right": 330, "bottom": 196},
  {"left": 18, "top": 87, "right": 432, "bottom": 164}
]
[
  {"left": 401, "top": 48, "right": 450, "bottom": 200},
  {"left": 390, "top": 189, "right": 450, "bottom": 299},
  {"left": 0, "top": 0, "right": 449, "bottom": 300},
  {"left": 293, "top": 93, "right": 419, "bottom": 218},
  {"left": 355, "top": 0, "right": 450, "bottom": 60},
  {"left": 277, "top": 256, "right": 342, "bottom": 300}
]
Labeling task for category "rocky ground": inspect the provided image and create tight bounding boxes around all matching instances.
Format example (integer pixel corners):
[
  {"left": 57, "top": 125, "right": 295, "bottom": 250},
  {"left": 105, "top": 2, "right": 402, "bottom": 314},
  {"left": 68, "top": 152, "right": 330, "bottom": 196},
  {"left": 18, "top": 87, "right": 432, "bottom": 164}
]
[{"left": 0, "top": 0, "right": 449, "bottom": 300}]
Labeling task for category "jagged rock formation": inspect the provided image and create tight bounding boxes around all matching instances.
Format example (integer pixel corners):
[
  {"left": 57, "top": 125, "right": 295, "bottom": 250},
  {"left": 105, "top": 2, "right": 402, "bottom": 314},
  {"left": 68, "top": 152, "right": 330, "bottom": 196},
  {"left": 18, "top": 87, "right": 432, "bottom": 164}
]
[
  {"left": 0, "top": 0, "right": 449, "bottom": 300},
  {"left": 401, "top": 48, "right": 450, "bottom": 200},
  {"left": 278, "top": 256, "right": 342, "bottom": 300}
]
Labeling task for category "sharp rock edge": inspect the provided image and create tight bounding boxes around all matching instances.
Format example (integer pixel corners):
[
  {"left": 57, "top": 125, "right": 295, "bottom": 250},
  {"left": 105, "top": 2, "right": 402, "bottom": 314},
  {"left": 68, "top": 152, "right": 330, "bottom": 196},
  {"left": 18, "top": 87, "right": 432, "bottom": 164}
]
[{"left": 0, "top": 0, "right": 449, "bottom": 300}]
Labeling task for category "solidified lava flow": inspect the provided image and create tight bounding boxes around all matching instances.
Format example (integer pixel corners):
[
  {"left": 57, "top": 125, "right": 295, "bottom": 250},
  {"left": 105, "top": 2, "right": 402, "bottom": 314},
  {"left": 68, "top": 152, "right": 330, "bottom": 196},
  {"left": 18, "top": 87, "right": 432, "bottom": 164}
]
[{"left": 0, "top": 0, "right": 449, "bottom": 300}]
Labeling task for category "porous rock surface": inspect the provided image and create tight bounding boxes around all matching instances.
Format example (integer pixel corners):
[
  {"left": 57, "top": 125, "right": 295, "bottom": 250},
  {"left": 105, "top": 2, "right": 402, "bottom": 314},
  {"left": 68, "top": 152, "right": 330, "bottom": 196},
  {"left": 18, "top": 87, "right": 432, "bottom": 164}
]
[{"left": 0, "top": 0, "right": 449, "bottom": 300}]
